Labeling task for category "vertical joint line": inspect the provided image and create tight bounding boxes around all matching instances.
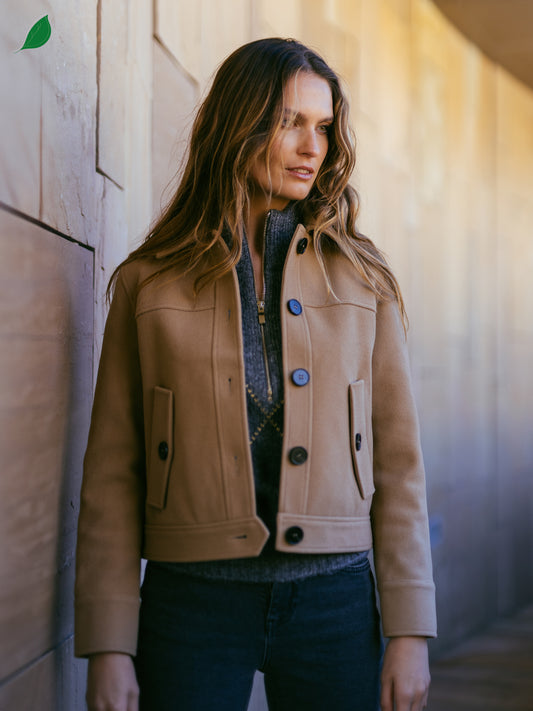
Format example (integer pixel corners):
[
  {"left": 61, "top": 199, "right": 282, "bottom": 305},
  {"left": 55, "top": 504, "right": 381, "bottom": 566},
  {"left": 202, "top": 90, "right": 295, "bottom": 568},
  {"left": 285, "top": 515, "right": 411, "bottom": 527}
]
[
  {"left": 95, "top": 0, "right": 102, "bottom": 174},
  {"left": 39, "top": 78, "right": 43, "bottom": 221}
]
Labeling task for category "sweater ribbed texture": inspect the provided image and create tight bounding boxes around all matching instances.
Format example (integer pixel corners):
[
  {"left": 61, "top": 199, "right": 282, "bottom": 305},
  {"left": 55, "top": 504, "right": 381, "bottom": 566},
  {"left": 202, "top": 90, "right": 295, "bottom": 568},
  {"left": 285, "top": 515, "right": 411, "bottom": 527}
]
[{"left": 157, "top": 203, "right": 367, "bottom": 581}]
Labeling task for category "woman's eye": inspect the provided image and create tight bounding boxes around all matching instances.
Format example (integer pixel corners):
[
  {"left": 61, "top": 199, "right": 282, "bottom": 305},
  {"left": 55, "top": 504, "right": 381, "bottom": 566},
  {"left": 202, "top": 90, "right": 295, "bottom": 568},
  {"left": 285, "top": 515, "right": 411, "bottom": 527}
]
[{"left": 318, "top": 124, "right": 331, "bottom": 134}]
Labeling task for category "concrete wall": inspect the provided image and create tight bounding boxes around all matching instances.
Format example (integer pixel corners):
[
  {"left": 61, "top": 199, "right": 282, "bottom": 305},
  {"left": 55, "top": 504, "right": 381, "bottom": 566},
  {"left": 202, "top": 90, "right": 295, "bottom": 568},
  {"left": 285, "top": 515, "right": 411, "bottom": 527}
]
[
  {"left": 1, "top": 0, "right": 532, "bottom": 708},
  {"left": 0, "top": 0, "right": 148, "bottom": 706}
]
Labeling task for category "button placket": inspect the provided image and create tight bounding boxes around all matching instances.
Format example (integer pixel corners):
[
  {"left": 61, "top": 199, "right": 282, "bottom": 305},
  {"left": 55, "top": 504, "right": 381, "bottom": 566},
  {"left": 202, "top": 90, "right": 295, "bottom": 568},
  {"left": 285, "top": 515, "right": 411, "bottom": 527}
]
[{"left": 281, "top": 228, "right": 312, "bottom": 523}]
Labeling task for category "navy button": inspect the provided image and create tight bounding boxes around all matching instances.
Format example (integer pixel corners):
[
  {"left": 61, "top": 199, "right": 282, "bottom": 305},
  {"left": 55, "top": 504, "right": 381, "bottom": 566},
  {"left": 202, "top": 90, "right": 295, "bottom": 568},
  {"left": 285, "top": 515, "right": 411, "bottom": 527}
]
[
  {"left": 296, "top": 237, "right": 308, "bottom": 254},
  {"left": 289, "top": 446, "right": 308, "bottom": 465},
  {"left": 158, "top": 441, "right": 169, "bottom": 460},
  {"left": 287, "top": 299, "right": 303, "bottom": 315},
  {"left": 355, "top": 433, "right": 362, "bottom": 451},
  {"left": 291, "top": 368, "right": 310, "bottom": 386},
  {"left": 285, "top": 526, "right": 304, "bottom": 545}
]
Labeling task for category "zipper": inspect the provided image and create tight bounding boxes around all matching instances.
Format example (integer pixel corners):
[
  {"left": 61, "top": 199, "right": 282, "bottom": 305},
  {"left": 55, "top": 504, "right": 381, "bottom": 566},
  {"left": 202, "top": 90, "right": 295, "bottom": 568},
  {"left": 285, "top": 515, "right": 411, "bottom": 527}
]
[
  {"left": 256, "top": 211, "right": 273, "bottom": 401},
  {"left": 256, "top": 299, "right": 273, "bottom": 401}
]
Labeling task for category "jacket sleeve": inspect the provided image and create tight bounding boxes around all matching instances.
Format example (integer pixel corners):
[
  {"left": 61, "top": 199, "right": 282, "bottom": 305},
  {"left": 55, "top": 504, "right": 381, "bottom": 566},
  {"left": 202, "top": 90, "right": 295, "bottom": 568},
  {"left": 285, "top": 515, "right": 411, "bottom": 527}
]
[
  {"left": 74, "top": 269, "right": 146, "bottom": 657},
  {"left": 370, "top": 297, "right": 437, "bottom": 638}
]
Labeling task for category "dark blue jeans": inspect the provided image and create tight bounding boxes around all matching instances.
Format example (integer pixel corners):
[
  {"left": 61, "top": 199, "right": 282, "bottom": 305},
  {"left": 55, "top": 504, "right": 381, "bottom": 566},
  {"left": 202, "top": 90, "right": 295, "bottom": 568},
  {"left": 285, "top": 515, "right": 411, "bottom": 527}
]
[{"left": 135, "top": 557, "right": 383, "bottom": 710}]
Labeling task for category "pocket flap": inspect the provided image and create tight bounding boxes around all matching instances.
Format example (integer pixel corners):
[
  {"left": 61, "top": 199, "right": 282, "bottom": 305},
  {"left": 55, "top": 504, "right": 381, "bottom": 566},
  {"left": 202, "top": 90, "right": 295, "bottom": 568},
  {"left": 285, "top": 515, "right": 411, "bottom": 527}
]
[
  {"left": 147, "top": 386, "right": 174, "bottom": 509},
  {"left": 349, "top": 381, "right": 375, "bottom": 499}
]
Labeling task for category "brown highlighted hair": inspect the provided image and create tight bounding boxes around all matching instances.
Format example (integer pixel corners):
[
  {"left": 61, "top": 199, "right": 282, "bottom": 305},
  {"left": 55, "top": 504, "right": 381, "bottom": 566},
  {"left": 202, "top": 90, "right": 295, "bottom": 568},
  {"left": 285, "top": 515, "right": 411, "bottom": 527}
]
[{"left": 109, "top": 37, "right": 406, "bottom": 326}]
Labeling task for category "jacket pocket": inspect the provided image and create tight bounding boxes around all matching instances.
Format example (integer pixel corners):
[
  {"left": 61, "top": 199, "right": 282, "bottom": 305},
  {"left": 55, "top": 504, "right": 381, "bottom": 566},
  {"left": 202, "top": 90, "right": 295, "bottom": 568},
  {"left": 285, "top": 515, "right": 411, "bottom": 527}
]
[
  {"left": 146, "top": 386, "right": 174, "bottom": 509},
  {"left": 349, "top": 380, "right": 375, "bottom": 499}
]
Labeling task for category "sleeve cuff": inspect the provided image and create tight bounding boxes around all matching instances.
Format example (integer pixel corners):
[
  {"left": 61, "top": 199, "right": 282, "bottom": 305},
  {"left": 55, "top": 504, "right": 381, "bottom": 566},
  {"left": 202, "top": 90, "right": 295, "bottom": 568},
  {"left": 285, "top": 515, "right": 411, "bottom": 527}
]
[
  {"left": 378, "top": 580, "right": 437, "bottom": 638},
  {"left": 74, "top": 597, "right": 141, "bottom": 657}
]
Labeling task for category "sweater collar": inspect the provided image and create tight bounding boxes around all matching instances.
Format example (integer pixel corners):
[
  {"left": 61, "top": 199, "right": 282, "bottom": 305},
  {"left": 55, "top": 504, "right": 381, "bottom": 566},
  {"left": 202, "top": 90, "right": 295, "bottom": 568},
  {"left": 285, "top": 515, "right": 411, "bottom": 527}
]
[{"left": 222, "top": 201, "right": 303, "bottom": 251}]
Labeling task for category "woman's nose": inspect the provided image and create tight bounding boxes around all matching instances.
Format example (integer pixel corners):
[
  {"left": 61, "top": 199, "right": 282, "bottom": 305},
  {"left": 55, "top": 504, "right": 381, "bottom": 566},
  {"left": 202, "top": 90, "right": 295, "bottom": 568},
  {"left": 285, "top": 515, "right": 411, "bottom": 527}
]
[{"left": 298, "top": 129, "right": 320, "bottom": 156}]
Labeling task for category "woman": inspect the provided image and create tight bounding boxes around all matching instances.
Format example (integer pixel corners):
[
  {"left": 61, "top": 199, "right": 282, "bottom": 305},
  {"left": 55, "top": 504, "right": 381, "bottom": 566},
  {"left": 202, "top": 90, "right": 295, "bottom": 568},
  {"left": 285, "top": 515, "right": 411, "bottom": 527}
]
[{"left": 75, "top": 37, "right": 436, "bottom": 711}]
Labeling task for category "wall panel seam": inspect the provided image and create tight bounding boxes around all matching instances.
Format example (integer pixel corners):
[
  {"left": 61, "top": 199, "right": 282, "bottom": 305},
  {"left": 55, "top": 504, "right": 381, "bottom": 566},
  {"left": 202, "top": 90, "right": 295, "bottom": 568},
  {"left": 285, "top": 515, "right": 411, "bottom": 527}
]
[{"left": 0, "top": 202, "right": 95, "bottom": 252}]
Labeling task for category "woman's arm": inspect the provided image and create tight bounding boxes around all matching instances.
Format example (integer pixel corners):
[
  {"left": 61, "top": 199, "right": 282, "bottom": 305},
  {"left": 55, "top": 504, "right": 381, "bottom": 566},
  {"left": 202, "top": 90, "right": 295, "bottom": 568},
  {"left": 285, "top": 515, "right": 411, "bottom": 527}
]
[
  {"left": 370, "top": 296, "right": 437, "bottom": 638},
  {"left": 75, "top": 268, "right": 146, "bottom": 657}
]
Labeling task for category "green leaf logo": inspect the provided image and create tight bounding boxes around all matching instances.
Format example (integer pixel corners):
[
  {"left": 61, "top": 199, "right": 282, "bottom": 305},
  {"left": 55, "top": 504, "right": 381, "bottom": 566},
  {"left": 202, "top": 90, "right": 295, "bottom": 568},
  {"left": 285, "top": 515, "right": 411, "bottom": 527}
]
[{"left": 15, "top": 14, "right": 52, "bottom": 53}]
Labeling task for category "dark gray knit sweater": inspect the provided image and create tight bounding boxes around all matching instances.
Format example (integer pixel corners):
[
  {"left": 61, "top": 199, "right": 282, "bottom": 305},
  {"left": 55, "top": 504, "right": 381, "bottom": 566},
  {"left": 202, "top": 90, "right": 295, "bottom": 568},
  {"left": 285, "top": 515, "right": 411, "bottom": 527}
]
[{"left": 157, "top": 204, "right": 367, "bottom": 581}]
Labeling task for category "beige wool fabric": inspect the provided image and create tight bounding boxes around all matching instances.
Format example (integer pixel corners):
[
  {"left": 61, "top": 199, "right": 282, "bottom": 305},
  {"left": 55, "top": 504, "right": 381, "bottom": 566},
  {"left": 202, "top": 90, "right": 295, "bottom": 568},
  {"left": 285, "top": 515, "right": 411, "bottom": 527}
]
[{"left": 75, "top": 225, "right": 436, "bottom": 657}]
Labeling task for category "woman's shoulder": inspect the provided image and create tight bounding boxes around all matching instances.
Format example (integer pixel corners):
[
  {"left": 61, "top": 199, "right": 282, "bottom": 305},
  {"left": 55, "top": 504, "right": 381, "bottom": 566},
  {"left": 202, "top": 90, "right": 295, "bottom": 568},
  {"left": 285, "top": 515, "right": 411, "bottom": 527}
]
[
  {"left": 113, "top": 254, "right": 173, "bottom": 298},
  {"left": 117, "top": 255, "right": 158, "bottom": 283},
  {"left": 114, "top": 254, "right": 215, "bottom": 314}
]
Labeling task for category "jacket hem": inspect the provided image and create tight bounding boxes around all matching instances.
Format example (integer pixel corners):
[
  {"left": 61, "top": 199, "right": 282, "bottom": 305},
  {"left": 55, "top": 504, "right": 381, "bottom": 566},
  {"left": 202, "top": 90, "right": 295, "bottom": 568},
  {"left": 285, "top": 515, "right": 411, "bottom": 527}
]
[{"left": 143, "top": 516, "right": 270, "bottom": 561}]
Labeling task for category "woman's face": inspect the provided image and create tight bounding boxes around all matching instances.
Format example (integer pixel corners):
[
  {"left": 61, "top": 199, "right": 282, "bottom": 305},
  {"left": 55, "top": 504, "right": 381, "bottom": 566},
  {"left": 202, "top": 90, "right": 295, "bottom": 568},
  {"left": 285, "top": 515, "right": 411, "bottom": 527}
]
[{"left": 250, "top": 72, "right": 333, "bottom": 212}]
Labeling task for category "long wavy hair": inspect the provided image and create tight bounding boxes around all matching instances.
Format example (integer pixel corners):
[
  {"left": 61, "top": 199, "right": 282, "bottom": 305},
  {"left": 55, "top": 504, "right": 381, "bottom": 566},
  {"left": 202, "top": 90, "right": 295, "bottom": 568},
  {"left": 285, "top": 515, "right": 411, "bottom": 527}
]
[{"left": 109, "top": 37, "right": 406, "bottom": 326}]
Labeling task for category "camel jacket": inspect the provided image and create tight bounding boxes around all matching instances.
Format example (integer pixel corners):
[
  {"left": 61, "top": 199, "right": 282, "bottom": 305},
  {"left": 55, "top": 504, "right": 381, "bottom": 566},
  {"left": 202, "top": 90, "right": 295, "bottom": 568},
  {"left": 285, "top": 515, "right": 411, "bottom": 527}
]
[{"left": 74, "top": 224, "right": 437, "bottom": 657}]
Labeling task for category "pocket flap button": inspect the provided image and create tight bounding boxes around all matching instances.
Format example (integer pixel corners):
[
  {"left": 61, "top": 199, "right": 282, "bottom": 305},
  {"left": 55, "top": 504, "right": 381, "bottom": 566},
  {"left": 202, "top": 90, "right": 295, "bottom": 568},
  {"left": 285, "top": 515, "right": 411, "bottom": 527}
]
[{"left": 158, "top": 441, "right": 169, "bottom": 460}]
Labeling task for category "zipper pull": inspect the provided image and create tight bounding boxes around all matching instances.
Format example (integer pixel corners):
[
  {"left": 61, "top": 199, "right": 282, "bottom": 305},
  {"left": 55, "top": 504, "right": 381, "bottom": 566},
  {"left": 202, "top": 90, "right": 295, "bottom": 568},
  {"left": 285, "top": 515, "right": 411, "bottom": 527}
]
[
  {"left": 257, "top": 299, "right": 266, "bottom": 325},
  {"left": 256, "top": 299, "right": 273, "bottom": 401}
]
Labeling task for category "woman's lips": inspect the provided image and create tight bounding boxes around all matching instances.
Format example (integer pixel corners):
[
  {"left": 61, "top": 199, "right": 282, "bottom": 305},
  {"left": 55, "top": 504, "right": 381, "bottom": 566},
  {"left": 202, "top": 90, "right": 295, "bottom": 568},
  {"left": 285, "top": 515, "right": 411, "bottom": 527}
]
[{"left": 286, "top": 167, "right": 314, "bottom": 179}]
